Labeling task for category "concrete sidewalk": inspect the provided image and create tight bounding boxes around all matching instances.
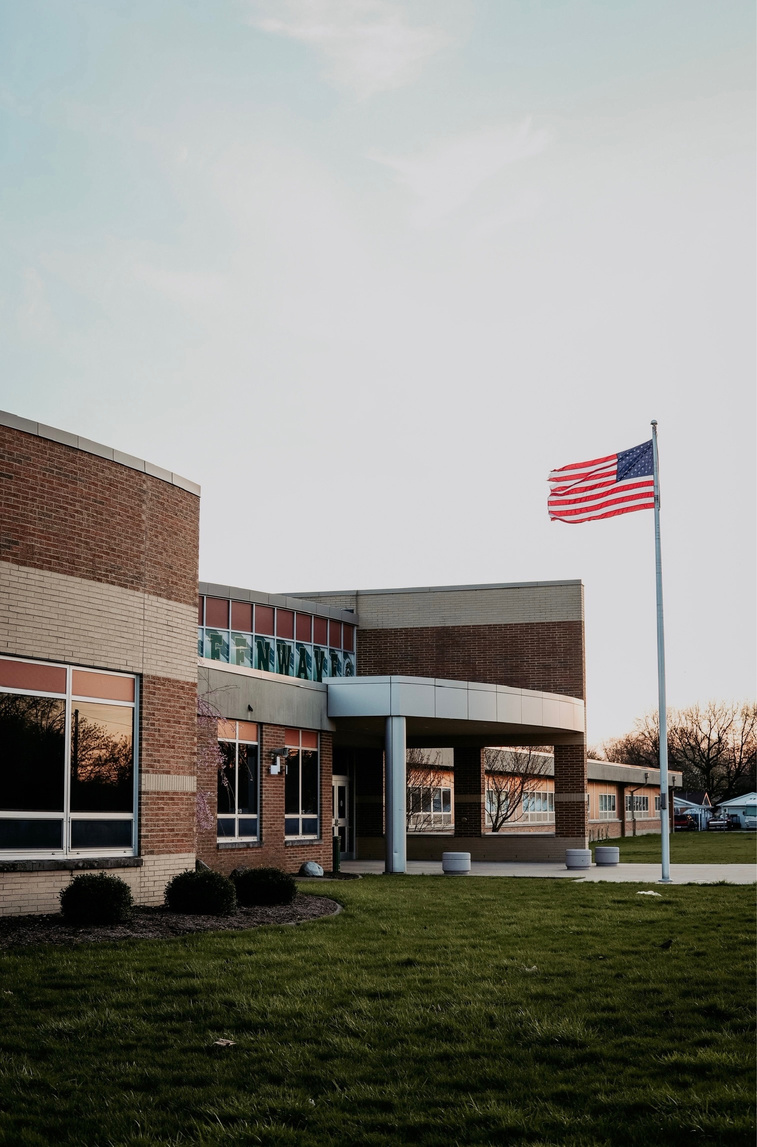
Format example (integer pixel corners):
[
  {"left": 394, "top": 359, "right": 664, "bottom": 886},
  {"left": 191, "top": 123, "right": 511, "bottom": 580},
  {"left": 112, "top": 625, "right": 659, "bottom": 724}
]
[{"left": 340, "top": 859, "right": 756, "bottom": 884}]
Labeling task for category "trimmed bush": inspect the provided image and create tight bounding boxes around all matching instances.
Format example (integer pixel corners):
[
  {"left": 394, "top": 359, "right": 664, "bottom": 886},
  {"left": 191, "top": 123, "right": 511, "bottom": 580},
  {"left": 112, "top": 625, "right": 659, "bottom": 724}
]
[
  {"left": 60, "top": 872, "right": 134, "bottom": 926},
  {"left": 232, "top": 866, "right": 297, "bottom": 907},
  {"left": 165, "top": 869, "right": 237, "bottom": 916}
]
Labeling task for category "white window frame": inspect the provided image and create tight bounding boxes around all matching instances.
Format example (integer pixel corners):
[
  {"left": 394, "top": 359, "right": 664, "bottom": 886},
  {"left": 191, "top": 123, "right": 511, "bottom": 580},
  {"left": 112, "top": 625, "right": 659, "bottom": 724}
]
[
  {"left": 0, "top": 656, "right": 138, "bottom": 860},
  {"left": 216, "top": 722, "right": 259, "bottom": 842},
  {"left": 284, "top": 733, "right": 320, "bottom": 839}
]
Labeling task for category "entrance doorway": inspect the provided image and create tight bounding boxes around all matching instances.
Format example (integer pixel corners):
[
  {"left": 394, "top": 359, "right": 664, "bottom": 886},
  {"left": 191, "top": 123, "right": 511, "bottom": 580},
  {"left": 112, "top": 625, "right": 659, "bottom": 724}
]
[{"left": 332, "top": 774, "right": 353, "bottom": 860}]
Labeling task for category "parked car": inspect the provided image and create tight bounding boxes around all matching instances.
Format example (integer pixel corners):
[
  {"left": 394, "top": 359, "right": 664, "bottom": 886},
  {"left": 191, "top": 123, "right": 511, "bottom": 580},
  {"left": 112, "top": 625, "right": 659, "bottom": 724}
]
[
  {"left": 706, "top": 815, "right": 729, "bottom": 831},
  {"left": 743, "top": 815, "right": 757, "bottom": 831},
  {"left": 673, "top": 813, "right": 696, "bottom": 831}
]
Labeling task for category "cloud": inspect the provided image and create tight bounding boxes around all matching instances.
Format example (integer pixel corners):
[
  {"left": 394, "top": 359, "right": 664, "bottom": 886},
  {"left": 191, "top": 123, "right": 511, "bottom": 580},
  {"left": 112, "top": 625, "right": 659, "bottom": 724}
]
[
  {"left": 369, "top": 119, "right": 552, "bottom": 224},
  {"left": 248, "top": 0, "right": 450, "bottom": 98}
]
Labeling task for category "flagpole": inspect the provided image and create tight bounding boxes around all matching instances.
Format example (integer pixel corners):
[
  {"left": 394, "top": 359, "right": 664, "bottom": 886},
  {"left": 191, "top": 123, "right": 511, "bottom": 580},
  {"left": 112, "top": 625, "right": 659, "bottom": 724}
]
[{"left": 651, "top": 421, "right": 671, "bottom": 882}]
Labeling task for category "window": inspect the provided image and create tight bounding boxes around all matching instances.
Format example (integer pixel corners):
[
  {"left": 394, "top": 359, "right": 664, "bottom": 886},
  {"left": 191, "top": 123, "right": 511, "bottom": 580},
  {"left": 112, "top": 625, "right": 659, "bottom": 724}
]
[
  {"left": 0, "top": 657, "right": 137, "bottom": 857},
  {"left": 599, "top": 793, "right": 617, "bottom": 819},
  {"left": 284, "top": 729, "right": 319, "bottom": 838},
  {"left": 217, "top": 720, "right": 259, "bottom": 841},
  {"left": 655, "top": 796, "right": 661, "bottom": 812},
  {"left": 407, "top": 786, "right": 452, "bottom": 829},
  {"left": 625, "top": 794, "right": 649, "bottom": 813},
  {"left": 198, "top": 597, "right": 357, "bottom": 680},
  {"left": 517, "top": 790, "right": 555, "bottom": 822}
]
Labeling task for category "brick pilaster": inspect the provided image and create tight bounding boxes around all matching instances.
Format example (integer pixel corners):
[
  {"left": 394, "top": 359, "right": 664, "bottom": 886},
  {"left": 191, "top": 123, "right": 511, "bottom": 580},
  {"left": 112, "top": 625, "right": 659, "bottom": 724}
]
[
  {"left": 453, "top": 747, "right": 486, "bottom": 837},
  {"left": 554, "top": 742, "right": 588, "bottom": 842}
]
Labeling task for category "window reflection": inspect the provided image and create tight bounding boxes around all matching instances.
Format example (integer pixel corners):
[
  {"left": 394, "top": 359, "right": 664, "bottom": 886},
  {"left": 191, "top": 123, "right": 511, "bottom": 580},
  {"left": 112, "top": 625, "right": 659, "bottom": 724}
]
[
  {"left": 70, "top": 702, "right": 133, "bottom": 813},
  {"left": 0, "top": 693, "right": 65, "bottom": 811}
]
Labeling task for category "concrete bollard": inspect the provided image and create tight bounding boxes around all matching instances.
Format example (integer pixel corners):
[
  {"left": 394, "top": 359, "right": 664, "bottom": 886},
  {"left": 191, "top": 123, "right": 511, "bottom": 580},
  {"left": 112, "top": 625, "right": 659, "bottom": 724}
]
[
  {"left": 442, "top": 851, "right": 471, "bottom": 875},
  {"left": 594, "top": 846, "right": 620, "bottom": 867},
  {"left": 565, "top": 848, "right": 592, "bottom": 870}
]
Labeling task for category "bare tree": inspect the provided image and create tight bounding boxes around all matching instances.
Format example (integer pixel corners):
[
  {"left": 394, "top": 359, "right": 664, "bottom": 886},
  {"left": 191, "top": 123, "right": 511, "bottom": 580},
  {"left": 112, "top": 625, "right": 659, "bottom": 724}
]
[
  {"left": 484, "top": 747, "right": 553, "bottom": 832},
  {"left": 600, "top": 702, "right": 756, "bottom": 803},
  {"left": 406, "top": 748, "right": 451, "bottom": 831}
]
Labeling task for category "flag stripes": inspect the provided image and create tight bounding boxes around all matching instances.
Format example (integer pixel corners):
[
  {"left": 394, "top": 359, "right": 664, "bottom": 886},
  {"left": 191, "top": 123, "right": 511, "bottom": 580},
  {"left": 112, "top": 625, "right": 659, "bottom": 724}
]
[{"left": 548, "top": 440, "right": 655, "bottom": 523}]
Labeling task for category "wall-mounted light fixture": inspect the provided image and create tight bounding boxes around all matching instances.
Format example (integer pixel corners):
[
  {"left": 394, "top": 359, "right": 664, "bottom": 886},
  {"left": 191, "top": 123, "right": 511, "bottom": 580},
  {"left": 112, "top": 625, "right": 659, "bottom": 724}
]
[{"left": 269, "top": 748, "right": 286, "bottom": 775}]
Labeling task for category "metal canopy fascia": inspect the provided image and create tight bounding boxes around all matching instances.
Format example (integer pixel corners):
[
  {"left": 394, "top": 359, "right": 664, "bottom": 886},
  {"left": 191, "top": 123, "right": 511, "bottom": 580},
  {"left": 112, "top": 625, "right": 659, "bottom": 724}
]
[{"left": 327, "top": 675, "right": 585, "bottom": 749}]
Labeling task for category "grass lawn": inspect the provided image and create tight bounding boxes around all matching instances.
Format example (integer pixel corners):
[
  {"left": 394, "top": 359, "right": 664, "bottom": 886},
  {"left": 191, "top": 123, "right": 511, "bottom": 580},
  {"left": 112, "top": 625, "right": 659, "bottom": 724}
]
[
  {"left": 589, "top": 831, "right": 757, "bottom": 863},
  {"left": 0, "top": 878, "right": 754, "bottom": 1147}
]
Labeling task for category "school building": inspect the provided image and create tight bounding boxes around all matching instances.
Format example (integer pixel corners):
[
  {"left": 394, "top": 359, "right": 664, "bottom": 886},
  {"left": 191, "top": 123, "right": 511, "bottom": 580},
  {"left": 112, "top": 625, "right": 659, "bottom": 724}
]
[{"left": 2, "top": 411, "right": 605, "bottom": 914}]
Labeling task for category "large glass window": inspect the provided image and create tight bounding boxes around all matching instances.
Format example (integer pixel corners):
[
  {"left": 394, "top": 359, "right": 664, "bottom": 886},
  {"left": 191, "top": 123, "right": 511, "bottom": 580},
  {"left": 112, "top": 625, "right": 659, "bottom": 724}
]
[
  {"left": 198, "top": 597, "right": 356, "bottom": 680},
  {"left": 284, "top": 729, "right": 319, "bottom": 838},
  {"left": 0, "top": 658, "right": 137, "bottom": 857},
  {"left": 217, "top": 720, "right": 259, "bottom": 841}
]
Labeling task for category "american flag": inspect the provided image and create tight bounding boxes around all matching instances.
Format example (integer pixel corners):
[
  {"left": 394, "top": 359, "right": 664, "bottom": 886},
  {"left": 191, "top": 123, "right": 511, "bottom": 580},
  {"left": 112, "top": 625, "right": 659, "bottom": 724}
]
[{"left": 548, "top": 439, "right": 655, "bottom": 523}]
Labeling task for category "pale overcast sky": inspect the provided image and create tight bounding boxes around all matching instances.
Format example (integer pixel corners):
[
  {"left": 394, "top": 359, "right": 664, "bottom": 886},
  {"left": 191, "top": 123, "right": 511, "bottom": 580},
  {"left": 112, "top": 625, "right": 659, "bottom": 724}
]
[{"left": 2, "top": 0, "right": 754, "bottom": 744}]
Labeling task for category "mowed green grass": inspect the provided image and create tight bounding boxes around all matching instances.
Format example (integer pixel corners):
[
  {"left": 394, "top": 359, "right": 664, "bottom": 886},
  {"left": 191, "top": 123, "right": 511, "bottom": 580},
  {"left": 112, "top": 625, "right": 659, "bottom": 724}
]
[
  {"left": 0, "top": 878, "right": 754, "bottom": 1147},
  {"left": 590, "top": 831, "right": 757, "bottom": 863}
]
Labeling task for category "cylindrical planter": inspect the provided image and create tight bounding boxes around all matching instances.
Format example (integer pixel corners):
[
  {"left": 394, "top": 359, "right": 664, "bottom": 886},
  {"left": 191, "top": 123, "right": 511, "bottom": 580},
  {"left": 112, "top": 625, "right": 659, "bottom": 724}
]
[
  {"left": 594, "top": 846, "right": 620, "bottom": 867},
  {"left": 565, "top": 848, "right": 592, "bottom": 870},
  {"left": 442, "top": 851, "right": 471, "bottom": 875}
]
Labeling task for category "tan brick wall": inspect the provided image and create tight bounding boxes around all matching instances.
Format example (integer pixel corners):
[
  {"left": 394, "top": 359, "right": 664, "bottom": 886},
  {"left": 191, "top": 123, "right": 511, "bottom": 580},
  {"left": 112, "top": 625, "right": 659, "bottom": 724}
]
[
  {"left": 0, "top": 562, "right": 197, "bottom": 683},
  {"left": 302, "top": 582, "right": 583, "bottom": 627},
  {"left": 0, "top": 854, "right": 195, "bottom": 916}
]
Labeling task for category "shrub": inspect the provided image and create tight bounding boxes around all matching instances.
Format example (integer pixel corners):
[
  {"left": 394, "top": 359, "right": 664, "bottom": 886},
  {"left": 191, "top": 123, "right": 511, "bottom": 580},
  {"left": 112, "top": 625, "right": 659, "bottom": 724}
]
[
  {"left": 232, "top": 866, "right": 297, "bottom": 907},
  {"left": 165, "top": 869, "right": 237, "bottom": 916},
  {"left": 60, "top": 872, "right": 134, "bottom": 926}
]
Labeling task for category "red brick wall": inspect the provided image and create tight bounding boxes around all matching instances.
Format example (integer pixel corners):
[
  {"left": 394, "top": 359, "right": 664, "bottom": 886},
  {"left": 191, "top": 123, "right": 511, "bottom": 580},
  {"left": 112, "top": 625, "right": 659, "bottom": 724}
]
[
  {"left": 357, "top": 621, "right": 584, "bottom": 698},
  {"left": 0, "top": 424, "right": 198, "bottom": 606},
  {"left": 138, "top": 676, "right": 197, "bottom": 855},
  {"left": 196, "top": 722, "right": 333, "bottom": 875}
]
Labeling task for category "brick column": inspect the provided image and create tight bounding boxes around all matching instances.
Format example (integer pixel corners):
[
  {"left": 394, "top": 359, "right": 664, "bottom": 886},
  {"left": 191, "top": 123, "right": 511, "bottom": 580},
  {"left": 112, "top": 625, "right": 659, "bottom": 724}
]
[
  {"left": 554, "top": 742, "right": 588, "bottom": 844},
  {"left": 453, "top": 747, "right": 486, "bottom": 837}
]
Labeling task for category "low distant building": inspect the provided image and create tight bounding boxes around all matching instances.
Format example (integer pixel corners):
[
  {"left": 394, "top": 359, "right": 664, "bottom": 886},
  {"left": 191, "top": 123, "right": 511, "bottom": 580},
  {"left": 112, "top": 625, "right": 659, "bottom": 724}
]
[{"left": 406, "top": 749, "right": 682, "bottom": 840}]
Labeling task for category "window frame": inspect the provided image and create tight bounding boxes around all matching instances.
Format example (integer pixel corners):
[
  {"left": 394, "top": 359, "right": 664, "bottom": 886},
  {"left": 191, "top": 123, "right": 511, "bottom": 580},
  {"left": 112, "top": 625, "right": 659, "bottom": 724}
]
[
  {"left": 284, "top": 730, "right": 320, "bottom": 839},
  {"left": 216, "top": 720, "right": 259, "bottom": 843},
  {"left": 598, "top": 793, "right": 617, "bottom": 819},
  {"left": 0, "top": 657, "right": 139, "bottom": 860}
]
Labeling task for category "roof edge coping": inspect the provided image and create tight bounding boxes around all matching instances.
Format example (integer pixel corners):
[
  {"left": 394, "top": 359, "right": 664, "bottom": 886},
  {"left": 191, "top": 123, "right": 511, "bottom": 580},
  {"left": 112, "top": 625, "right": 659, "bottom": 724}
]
[{"left": 0, "top": 409, "right": 200, "bottom": 496}]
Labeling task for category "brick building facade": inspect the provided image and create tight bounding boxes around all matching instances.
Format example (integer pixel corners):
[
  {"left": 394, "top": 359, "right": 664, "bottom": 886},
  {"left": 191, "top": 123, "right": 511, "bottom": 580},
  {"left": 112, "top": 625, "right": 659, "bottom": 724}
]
[{"left": 2, "top": 412, "right": 594, "bottom": 913}]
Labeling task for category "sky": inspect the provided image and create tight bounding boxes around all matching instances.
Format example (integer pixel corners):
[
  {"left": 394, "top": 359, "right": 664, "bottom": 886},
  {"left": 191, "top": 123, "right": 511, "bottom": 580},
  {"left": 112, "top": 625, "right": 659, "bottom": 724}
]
[{"left": 1, "top": 0, "right": 754, "bottom": 745}]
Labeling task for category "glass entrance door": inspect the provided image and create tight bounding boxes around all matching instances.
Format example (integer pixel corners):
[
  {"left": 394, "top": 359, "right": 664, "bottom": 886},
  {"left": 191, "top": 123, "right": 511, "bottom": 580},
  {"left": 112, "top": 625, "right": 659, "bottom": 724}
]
[{"left": 331, "top": 774, "right": 352, "bottom": 860}]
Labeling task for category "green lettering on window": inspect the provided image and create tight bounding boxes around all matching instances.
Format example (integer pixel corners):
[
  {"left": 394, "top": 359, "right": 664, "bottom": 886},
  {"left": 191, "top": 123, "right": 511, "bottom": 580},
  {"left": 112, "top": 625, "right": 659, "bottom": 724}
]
[
  {"left": 313, "top": 648, "right": 327, "bottom": 682},
  {"left": 296, "top": 646, "right": 311, "bottom": 680},
  {"left": 255, "top": 638, "right": 273, "bottom": 672},
  {"left": 277, "top": 642, "right": 293, "bottom": 676}
]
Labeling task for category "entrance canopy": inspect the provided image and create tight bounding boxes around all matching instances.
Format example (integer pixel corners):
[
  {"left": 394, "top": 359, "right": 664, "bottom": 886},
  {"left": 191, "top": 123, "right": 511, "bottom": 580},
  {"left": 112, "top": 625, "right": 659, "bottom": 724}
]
[{"left": 327, "top": 675, "right": 585, "bottom": 748}]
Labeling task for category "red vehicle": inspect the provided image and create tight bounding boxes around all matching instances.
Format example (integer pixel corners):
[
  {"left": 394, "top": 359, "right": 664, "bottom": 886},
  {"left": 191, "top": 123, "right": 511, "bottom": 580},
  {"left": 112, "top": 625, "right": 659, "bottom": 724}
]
[{"left": 674, "top": 813, "right": 696, "bottom": 831}]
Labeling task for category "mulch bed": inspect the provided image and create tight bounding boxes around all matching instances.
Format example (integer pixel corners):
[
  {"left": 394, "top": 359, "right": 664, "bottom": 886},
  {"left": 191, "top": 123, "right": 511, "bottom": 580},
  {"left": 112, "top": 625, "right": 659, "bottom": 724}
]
[{"left": 0, "top": 892, "right": 341, "bottom": 949}]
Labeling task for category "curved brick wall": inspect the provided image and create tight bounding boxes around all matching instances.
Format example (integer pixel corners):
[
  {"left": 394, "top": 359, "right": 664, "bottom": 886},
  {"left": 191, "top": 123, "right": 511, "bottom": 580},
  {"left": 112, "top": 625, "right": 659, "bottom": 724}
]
[
  {"left": 0, "top": 420, "right": 201, "bottom": 911},
  {"left": 0, "top": 424, "right": 197, "bottom": 604}
]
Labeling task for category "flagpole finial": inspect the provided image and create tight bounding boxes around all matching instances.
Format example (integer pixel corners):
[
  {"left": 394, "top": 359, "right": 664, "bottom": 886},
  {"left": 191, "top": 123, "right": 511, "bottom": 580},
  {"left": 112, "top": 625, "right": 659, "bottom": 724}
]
[{"left": 651, "top": 419, "right": 657, "bottom": 427}]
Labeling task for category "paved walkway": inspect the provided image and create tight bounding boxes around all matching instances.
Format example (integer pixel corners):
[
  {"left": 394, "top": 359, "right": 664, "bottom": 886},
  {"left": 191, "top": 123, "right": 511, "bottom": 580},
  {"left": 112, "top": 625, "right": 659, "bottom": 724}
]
[{"left": 340, "top": 859, "right": 756, "bottom": 884}]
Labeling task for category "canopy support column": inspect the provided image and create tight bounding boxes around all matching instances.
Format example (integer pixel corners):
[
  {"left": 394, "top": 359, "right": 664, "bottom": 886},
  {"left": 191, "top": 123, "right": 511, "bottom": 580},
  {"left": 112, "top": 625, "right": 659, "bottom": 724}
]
[{"left": 385, "top": 716, "right": 407, "bottom": 873}]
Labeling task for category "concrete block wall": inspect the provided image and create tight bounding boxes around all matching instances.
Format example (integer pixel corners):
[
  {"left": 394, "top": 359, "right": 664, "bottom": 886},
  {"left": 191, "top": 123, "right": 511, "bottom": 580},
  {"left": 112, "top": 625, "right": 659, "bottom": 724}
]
[{"left": 0, "top": 854, "right": 195, "bottom": 917}]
